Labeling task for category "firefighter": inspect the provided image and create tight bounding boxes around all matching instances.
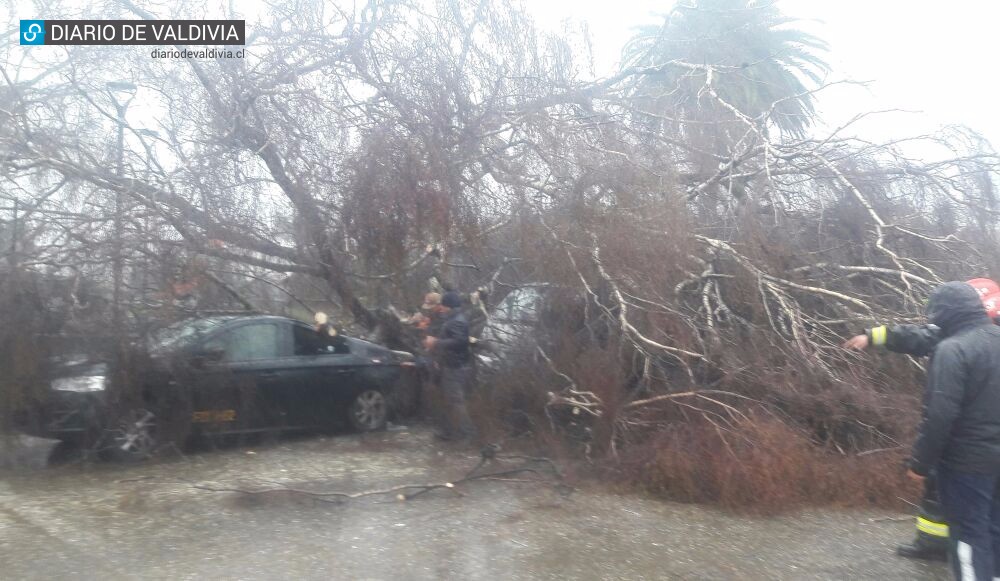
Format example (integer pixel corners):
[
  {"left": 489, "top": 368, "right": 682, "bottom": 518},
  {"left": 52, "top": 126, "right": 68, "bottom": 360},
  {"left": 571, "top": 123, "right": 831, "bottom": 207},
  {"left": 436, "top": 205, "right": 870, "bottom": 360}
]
[{"left": 842, "top": 277, "right": 1000, "bottom": 562}]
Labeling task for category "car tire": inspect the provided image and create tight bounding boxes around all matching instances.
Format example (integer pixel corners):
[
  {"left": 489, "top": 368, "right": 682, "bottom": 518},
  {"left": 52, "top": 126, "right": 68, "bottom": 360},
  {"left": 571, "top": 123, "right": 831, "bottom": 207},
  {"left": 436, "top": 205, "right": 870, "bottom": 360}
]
[
  {"left": 104, "top": 408, "right": 157, "bottom": 462},
  {"left": 347, "top": 389, "right": 388, "bottom": 432}
]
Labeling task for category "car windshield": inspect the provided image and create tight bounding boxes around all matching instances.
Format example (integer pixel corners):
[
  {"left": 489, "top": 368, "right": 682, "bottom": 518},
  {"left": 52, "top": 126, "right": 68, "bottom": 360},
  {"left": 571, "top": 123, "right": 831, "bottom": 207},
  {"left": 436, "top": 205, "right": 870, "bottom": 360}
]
[
  {"left": 493, "top": 287, "right": 542, "bottom": 323},
  {"left": 149, "top": 317, "right": 234, "bottom": 353}
]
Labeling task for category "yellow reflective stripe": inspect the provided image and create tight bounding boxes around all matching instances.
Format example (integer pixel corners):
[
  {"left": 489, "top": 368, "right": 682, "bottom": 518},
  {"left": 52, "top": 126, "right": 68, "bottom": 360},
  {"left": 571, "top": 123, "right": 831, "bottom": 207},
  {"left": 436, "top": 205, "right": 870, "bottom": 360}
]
[
  {"left": 916, "top": 516, "right": 949, "bottom": 538},
  {"left": 871, "top": 326, "right": 888, "bottom": 347}
]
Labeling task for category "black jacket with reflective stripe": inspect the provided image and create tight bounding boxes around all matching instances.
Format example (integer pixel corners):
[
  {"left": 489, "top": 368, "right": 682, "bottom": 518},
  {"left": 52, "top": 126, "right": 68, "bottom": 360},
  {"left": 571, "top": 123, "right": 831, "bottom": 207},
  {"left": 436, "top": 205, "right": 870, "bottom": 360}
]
[
  {"left": 910, "top": 282, "right": 1000, "bottom": 476},
  {"left": 868, "top": 323, "right": 941, "bottom": 357}
]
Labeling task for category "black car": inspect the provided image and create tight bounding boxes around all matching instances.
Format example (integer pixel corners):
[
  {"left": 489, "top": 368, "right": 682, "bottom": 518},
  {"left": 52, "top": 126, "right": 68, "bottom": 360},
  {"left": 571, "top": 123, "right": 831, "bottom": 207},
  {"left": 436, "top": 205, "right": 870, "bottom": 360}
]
[{"left": 38, "top": 315, "right": 413, "bottom": 459}]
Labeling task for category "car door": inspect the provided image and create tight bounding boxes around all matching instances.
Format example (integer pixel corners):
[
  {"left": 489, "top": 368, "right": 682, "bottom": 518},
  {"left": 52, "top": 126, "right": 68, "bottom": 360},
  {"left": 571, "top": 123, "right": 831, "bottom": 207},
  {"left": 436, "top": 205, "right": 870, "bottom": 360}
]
[
  {"left": 281, "top": 323, "right": 358, "bottom": 427},
  {"left": 192, "top": 320, "right": 287, "bottom": 432}
]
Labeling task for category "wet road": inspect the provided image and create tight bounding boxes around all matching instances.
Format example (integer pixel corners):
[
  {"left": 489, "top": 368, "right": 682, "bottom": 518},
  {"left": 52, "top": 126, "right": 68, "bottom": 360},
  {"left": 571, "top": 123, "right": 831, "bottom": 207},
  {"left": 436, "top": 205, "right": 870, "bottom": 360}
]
[{"left": 0, "top": 428, "right": 948, "bottom": 580}]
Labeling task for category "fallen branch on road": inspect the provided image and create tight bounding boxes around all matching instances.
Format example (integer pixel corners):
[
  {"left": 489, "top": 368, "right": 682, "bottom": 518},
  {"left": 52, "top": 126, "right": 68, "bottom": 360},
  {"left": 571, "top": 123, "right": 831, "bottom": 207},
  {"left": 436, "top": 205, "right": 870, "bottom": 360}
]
[
  {"left": 869, "top": 516, "right": 911, "bottom": 523},
  {"left": 192, "top": 447, "right": 571, "bottom": 504}
]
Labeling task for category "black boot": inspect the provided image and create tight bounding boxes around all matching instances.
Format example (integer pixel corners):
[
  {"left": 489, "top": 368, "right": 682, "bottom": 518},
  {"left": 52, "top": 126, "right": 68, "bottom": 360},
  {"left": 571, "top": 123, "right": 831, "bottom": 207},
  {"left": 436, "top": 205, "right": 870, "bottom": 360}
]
[{"left": 896, "top": 539, "right": 948, "bottom": 562}]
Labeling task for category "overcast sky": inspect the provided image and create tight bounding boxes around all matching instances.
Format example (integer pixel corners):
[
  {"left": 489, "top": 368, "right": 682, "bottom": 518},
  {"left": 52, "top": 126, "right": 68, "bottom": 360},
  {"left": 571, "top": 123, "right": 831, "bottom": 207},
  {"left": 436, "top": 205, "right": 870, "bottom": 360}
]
[
  {"left": 530, "top": 0, "right": 1000, "bottom": 152},
  {"left": 7, "top": 1, "right": 998, "bottom": 153}
]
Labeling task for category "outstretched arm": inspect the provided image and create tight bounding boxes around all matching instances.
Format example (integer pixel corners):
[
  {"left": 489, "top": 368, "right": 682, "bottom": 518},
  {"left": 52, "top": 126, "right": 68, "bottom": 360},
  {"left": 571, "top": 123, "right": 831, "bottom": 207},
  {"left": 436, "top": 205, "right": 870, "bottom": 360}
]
[{"left": 842, "top": 324, "right": 940, "bottom": 357}]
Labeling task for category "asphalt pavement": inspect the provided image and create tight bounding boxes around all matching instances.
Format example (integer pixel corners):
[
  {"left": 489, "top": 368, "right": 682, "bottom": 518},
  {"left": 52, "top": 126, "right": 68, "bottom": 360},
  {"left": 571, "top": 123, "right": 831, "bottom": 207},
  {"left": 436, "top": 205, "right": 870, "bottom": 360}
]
[{"left": 0, "top": 428, "right": 949, "bottom": 580}]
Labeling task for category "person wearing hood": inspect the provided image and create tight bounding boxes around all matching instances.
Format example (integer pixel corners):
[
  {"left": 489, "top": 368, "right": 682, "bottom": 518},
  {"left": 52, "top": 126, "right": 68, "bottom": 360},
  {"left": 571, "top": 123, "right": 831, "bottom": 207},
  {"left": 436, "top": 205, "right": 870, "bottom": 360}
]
[
  {"left": 908, "top": 281, "right": 1000, "bottom": 580},
  {"left": 843, "top": 278, "right": 1000, "bottom": 563}
]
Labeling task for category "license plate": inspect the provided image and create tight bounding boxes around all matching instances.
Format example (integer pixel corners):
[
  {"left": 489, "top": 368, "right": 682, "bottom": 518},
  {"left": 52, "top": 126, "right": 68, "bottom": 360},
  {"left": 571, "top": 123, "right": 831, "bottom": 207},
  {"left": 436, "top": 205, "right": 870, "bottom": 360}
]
[{"left": 192, "top": 409, "right": 236, "bottom": 423}]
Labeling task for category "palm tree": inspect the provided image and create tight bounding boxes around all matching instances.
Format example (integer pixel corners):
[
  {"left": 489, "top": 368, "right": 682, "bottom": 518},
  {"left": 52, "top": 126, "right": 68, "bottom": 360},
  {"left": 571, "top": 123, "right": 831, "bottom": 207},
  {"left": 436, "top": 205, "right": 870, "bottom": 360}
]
[{"left": 623, "top": 0, "right": 829, "bottom": 140}]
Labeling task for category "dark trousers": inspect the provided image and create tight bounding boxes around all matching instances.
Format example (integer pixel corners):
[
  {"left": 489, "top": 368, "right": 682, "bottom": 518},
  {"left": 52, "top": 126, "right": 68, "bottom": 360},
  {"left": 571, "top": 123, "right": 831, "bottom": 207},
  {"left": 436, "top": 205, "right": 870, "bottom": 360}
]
[
  {"left": 439, "top": 364, "right": 476, "bottom": 440},
  {"left": 915, "top": 471, "right": 951, "bottom": 549},
  {"left": 414, "top": 356, "right": 440, "bottom": 418},
  {"left": 937, "top": 466, "right": 1000, "bottom": 580}
]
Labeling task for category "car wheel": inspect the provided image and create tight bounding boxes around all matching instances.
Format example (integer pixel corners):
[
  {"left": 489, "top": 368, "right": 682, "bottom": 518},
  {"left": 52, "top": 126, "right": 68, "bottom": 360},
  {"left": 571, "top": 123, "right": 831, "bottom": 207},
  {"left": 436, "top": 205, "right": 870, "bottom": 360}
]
[
  {"left": 106, "top": 408, "right": 157, "bottom": 461},
  {"left": 347, "top": 389, "right": 388, "bottom": 432}
]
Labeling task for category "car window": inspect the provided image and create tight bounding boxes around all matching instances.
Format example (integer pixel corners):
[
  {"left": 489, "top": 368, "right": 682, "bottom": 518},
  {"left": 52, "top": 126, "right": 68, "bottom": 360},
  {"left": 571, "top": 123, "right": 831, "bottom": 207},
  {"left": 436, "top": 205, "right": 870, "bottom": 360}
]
[
  {"left": 149, "top": 317, "right": 234, "bottom": 353},
  {"left": 292, "top": 325, "right": 350, "bottom": 355},
  {"left": 495, "top": 288, "right": 541, "bottom": 323},
  {"left": 205, "top": 323, "right": 280, "bottom": 362}
]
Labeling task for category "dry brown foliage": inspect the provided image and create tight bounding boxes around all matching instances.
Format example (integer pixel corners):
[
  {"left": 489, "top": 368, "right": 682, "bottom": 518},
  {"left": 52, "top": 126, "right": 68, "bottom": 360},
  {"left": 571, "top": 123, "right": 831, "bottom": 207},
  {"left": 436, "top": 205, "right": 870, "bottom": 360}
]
[{"left": 2, "top": 0, "right": 999, "bottom": 511}]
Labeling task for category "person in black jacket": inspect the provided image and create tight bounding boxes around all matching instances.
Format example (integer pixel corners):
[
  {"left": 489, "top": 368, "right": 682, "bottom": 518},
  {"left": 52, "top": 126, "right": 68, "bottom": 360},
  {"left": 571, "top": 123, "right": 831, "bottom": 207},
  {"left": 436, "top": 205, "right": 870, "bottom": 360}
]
[
  {"left": 424, "top": 291, "right": 477, "bottom": 442},
  {"left": 843, "top": 278, "right": 1000, "bottom": 563},
  {"left": 845, "top": 319, "right": 949, "bottom": 560},
  {"left": 910, "top": 281, "right": 1000, "bottom": 581}
]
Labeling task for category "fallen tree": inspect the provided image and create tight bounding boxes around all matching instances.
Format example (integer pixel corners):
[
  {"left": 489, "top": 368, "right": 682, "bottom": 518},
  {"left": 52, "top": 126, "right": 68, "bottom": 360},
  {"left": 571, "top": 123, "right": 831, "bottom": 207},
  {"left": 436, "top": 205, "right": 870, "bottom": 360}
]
[{"left": 2, "top": 0, "right": 999, "bottom": 508}]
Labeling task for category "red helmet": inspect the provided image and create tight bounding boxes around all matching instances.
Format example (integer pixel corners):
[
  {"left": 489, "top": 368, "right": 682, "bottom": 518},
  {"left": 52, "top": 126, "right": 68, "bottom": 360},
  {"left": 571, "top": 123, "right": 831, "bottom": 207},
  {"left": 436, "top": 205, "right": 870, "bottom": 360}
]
[
  {"left": 967, "top": 278, "right": 1000, "bottom": 318},
  {"left": 982, "top": 292, "right": 1000, "bottom": 319},
  {"left": 967, "top": 278, "right": 1000, "bottom": 297}
]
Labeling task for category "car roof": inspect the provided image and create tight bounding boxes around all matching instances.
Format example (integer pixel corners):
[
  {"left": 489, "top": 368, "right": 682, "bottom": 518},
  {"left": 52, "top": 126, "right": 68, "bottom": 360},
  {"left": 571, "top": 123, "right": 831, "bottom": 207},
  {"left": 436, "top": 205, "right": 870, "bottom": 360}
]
[
  {"left": 155, "top": 314, "right": 394, "bottom": 353},
  {"left": 192, "top": 314, "right": 299, "bottom": 326},
  {"left": 160, "top": 314, "right": 303, "bottom": 336},
  {"left": 217, "top": 315, "right": 376, "bottom": 340}
]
